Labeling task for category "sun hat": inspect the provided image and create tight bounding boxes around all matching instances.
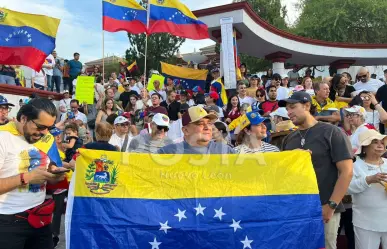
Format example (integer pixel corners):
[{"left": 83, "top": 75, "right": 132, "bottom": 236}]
[{"left": 355, "top": 129, "right": 387, "bottom": 155}]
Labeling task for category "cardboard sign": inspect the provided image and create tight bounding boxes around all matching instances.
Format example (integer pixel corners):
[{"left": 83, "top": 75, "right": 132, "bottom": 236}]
[
  {"left": 75, "top": 76, "right": 95, "bottom": 104},
  {"left": 147, "top": 74, "right": 165, "bottom": 92}
]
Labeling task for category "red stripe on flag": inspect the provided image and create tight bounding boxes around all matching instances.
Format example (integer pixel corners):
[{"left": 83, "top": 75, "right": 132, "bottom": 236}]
[
  {"left": 0, "top": 47, "right": 47, "bottom": 71},
  {"left": 149, "top": 20, "right": 209, "bottom": 40},
  {"left": 103, "top": 16, "right": 147, "bottom": 34}
]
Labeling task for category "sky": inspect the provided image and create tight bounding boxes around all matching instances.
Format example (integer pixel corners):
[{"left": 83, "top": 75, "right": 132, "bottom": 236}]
[{"left": 0, "top": 0, "right": 300, "bottom": 63}]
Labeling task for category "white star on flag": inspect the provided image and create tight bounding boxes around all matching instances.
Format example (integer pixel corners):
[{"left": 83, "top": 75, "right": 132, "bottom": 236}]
[
  {"left": 214, "top": 207, "right": 226, "bottom": 221},
  {"left": 241, "top": 236, "right": 253, "bottom": 249},
  {"left": 9, "top": 34, "right": 12, "bottom": 38},
  {"left": 149, "top": 238, "right": 162, "bottom": 249},
  {"left": 27, "top": 34, "right": 31, "bottom": 38},
  {"left": 5, "top": 38, "right": 8, "bottom": 42},
  {"left": 174, "top": 209, "right": 187, "bottom": 222},
  {"left": 123, "top": 16, "right": 126, "bottom": 19},
  {"left": 24, "top": 31, "right": 28, "bottom": 35},
  {"left": 230, "top": 219, "right": 242, "bottom": 232},
  {"left": 28, "top": 38, "right": 32, "bottom": 43},
  {"left": 13, "top": 32, "right": 16, "bottom": 35},
  {"left": 194, "top": 203, "right": 206, "bottom": 216},
  {"left": 159, "top": 221, "right": 171, "bottom": 234}
]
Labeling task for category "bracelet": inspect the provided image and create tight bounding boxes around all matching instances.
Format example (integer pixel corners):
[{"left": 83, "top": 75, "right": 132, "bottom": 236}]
[{"left": 20, "top": 173, "right": 27, "bottom": 185}]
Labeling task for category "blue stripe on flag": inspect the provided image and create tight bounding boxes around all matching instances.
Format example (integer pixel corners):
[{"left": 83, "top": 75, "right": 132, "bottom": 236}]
[
  {"left": 70, "top": 194, "right": 324, "bottom": 249},
  {"left": 163, "top": 74, "right": 205, "bottom": 90},
  {"left": 103, "top": 1, "right": 147, "bottom": 24}
]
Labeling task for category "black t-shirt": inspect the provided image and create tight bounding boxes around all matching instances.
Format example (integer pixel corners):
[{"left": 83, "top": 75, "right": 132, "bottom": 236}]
[
  {"left": 281, "top": 122, "right": 352, "bottom": 211},
  {"left": 160, "top": 100, "right": 181, "bottom": 121},
  {"left": 329, "top": 85, "right": 356, "bottom": 101},
  {"left": 84, "top": 141, "right": 118, "bottom": 151},
  {"left": 376, "top": 85, "right": 387, "bottom": 133},
  {"left": 119, "top": 91, "right": 139, "bottom": 109}
]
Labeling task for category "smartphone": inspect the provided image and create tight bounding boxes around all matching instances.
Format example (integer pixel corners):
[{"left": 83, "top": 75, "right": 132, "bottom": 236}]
[{"left": 52, "top": 169, "right": 71, "bottom": 174}]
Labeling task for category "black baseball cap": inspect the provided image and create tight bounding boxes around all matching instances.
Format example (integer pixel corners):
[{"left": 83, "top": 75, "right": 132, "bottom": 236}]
[{"left": 278, "top": 91, "right": 312, "bottom": 107}]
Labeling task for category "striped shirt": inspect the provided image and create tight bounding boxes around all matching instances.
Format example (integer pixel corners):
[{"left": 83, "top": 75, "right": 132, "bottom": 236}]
[{"left": 234, "top": 143, "right": 279, "bottom": 154}]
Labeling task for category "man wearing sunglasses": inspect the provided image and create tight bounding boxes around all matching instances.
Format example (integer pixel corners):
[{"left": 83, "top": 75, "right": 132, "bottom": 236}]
[
  {"left": 129, "top": 113, "right": 173, "bottom": 153},
  {"left": 0, "top": 98, "right": 67, "bottom": 249},
  {"left": 353, "top": 67, "right": 383, "bottom": 95},
  {"left": 0, "top": 95, "right": 14, "bottom": 126},
  {"left": 119, "top": 80, "right": 139, "bottom": 110},
  {"left": 109, "top": 116, "right": 133, "bottom": 152}
]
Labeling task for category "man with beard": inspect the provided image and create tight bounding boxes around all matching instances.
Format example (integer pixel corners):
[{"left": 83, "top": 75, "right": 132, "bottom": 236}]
[
  {"left": 353, "top": 67, "right": 383, "bottom": 95},
  {"left": 280, "top": 91, "right": 353, "bottom": 249},
  {"left": 129, "top": 113, "right": 173, "bottom": 153},
  {"left": 158, "top": 106, "right": 235, "bottom": 154},
  {"left": 0, "top": 98, "right": 67, "bottom": 249},
  {"left": 259, "top": 85, "right": 279, "bottom": 117},
  {"left": 0, "top": 95, "right": 15, "bottom": 125}
]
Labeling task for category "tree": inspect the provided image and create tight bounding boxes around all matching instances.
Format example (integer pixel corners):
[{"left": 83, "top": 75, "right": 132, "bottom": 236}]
[
  {"left": 232, "top": 0, "right": 288, "bottom": 72},
  {"left": 293, "top": 0, "right": 387, "bottom": 43},
  {"left": 125, "top": 1, "right": 185, "bottom": 75}
]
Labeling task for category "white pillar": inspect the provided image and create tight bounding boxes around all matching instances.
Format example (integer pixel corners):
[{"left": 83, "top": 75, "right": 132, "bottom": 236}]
[
  {"left": 220, "top": 17, "right": 236, "bottom": 89},
  {"left": 272, "top": 62, "right": 285, "bottom": 76}
]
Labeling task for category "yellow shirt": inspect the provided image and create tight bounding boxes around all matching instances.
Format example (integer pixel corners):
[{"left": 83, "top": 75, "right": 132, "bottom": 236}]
[{"left": 311, "top": 96, "right": 337, "bottom": 113}]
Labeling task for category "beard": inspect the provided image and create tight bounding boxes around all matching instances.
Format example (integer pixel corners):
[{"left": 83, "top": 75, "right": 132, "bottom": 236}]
[{"left": 23, "top": 125, "right": 43, "bottom": 144}]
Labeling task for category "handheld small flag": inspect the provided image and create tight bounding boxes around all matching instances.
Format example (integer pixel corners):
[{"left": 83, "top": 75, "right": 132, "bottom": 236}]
[
  {"left": 0, "top": 8, "right": 60, "bottom": 71},
  {"left": 127, "top": 60, "right": 138, "bottom": 73}
]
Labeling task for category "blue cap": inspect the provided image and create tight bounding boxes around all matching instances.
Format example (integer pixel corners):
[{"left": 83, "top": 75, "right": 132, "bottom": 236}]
[
  {"left": 49, "top": 127, "right": 63, "bottom": 136},
  {"left": 192, "top": 86, "right": 202, "bottom": 93},
  {"left": 0, "top": 95, "right": 15, "bottom": 107},
  {"left": 246, "top": 111, "right": 266, "bottom": 126},
  {"left": 67, "top": 112, "right": 75, "bottom": 119}
]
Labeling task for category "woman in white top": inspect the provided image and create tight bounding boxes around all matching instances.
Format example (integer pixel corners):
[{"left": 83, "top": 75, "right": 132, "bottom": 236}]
[
  {"left": 276, "top": 75, "right": 292, "bottom": 100},
  {"left": 348, "top": 129, "right": 387, "bottom": 249},
  {"left": 136, "top": 88, "right": 152, "bottom": 110},
  {"left": 31, "top": 69, "right": 47, "bottom": 90},
  {"left": 358, "top": 91, "right": 387, "bottom": 131},
  {"left": 96, "top": 99, "right": 117, "bottom": 124},
  {"left": 302, "top": 77, "right": 315, "bottom": 96}
]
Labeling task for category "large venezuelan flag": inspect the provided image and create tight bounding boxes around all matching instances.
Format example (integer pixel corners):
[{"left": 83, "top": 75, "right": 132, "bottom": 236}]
[
  {"left": 0, "top": 8, "right": 60, "bottom": 71},
  {"left": 103, "top": 0, "right": 147, "bottom": 34},
  {"left": 148, "top": 0, "right": 209, "bottom": 40},
  {"left": 161, "top": 62, "right": 207, "bottom": 90},
  {"left": 66, "top": 150, "right": 325, "bottom": 249}
]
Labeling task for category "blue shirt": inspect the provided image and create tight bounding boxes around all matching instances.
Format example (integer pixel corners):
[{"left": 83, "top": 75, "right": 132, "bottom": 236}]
[
  {"left": 68, "top": 59, "right": 82, "bottom": 77},
  {"left": 157, "top": 140, "right": 235, "bottom": 154},
  {"left": 53, "top": 58, "right": 63, "bottom": 77}
]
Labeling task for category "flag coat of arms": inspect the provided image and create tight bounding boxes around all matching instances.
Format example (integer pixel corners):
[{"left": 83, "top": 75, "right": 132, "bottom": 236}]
[
  {"left": 66, "top": 150, "right": 325, "bottom": 249},
  {"left": 0, "top": 8, "right": 60, "bottom": 71}
]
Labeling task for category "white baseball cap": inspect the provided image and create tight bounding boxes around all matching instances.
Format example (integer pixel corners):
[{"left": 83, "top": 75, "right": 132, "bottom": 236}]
[
  {"left": 281, "top": 74, "right": 289, "bottom": 79},
  {"left": 345, "top": 105, "right": 367, "bottom": 119},
  {"left": 152, "top": 113, "right": 170, "bottom": 127},
  {"left": 114, "top": 116, "right": 130, "bottom": 125},
  {"left": 270, "top": 107, "right": 289, "bottom": 119}
]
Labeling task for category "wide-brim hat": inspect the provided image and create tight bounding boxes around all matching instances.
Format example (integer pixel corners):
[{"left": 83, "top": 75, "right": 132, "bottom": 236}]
[{"left": 355, "top": 129, "right": 387, "bottom": 155}]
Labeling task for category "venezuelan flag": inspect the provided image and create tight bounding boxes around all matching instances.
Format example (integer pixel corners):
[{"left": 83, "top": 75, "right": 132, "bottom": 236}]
[
  {"left": 127, "top": 60, "right": 138, "bottom": 73},
  {"left": 0, "top": 8, "right": 60, "bottom": 71},
  {"left": 66, "top": 150, "right": 325, "bottom": 249},
  {"left": 148, "top": 0, "right": 209, "bottom": 40},
  {"left": 234, "top": 30, "right": 242, "bottom": 81},
  {"left": 211, "top": 77, "right": 228, "bottom": 107},
  {"left": 103, "top": 0, "right": 147, "bottom": 34},
  {"left": 161, "top": 62, "right": 207, "bottom": 90}
]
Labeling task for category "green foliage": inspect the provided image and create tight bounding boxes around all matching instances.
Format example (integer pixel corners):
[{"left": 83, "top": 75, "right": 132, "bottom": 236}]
[
  {"left": 85, "top": 162, "right": 96, "bottom": 181},
  {"left": 103, "top": 62, "right": 121, "bottom": 79},
  {"left": 110, "top": 164, "right": 119, "bottom": 184},
  {"left": 293, "top": 0, "right": 387, "bottom": 43},
  {"left": 239, "top": 54, "right": 272, "bottom": 74}
]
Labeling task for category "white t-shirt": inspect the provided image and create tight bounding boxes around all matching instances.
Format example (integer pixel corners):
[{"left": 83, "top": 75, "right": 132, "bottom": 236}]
[
  {"left": 136, "top": 99, "right": 152, "bottom": 111},
  {"left": 348, "top": 158, "right": 387, "bottom": 232},
  {"left": 74, "top": 111, "right": 88, "bottom": 124},
  {"left": 365, "top": 110, "right": 380, "bottom": 131},
  {"left": 94, "top": 83, "right": 105, "bottom": 102},
  {"left": 31, "top": 70, "right": 46, "bottom": 87},
  {"left": 150, "top": 90, "right": 167, "bottom": 102},
  {"left": 353, "top": 79, "right": 384, "bottom": 93},
  {"left": 276, "top": 87, "right": 291, "bottom": 101},
  {"left": 136, "top": 81, "right": 144, "bottom": 89},
  {"left": 43, "top": 54, "right": 55, "bottom": 76},
  {"left": 238, "top": 95, "right": 255, "bottom": 106},
  {"left": 305, "top": 89, "right": 315, "bottom": 96},
  {"left": 350, "top": 124, "right": 371, "bottom": 154},
  {"left": 109, "top": 133, "right": 133, "bottom": 152},
  {"left": 0, "top": 131, "right": 49, "bottom": 214},
  {"left": 130, "top": 85, "right": 141, "bottom": 95},
  {"left": 59, "top": 98, "right": 72, "bottom": 112}
]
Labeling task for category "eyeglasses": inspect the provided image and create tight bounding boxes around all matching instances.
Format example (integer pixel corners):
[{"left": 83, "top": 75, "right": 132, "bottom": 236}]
[
  {"left": 0, "top": 106, "right": 11, "bottom": 112},
  {"left": 30, "top": 119, "right": 51, "bottom": 131},
  {"left": 358, "top": 74, "right": 367, "bottom": 78},
  {"left": 361, "top": 96, "right": 370, "bottom": 101},
  {"left": 157, "top": 125, "right": 169, "bottom": 132},
  {"left": 274, "top": 78, "right": 281, "bottom": 81},
  {"left": 346, "top": 113, "right": 360, "bottom": 118},
  {"left": 257, "top": 95, "right": 264, "bottom": 98},
  {"left": 118, "top": 123, "right": 130, "bottom": 127}
]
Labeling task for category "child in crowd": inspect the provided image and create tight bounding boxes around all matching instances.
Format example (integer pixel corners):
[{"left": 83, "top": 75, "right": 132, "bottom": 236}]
[
  {"left": 74, "top": 120, "right": 91, "bottom": 145},
  {"left": 62, "top": 123, "right": 83, "bottom": 163}
]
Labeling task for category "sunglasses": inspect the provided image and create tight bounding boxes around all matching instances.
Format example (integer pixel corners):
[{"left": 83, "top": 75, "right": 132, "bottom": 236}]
[
  {"left": 358, "top": 74, "right": 367, "bottom": 78},
  {"left": 30, "top": 119, "right": 51, "bottom": 131},
  {"left": 0, "top": 106, "right": 11, "bottom": 112},
  {"left": 118, "top": 123, "right": 130, "bottom": 127},
  {"left": 346, "top": 113, "right": 360, "bottom": 118},
  {"left": 274, "top": 78, "right": 281, "bottom": 81},
  {"left": 361, "top": 96, "right": 370, "bottom": 101},
  {"left": 123, "top": 84, "right": 130, "bottom": 87},
  {"left": 257, "top": 95, "right": 264, "bottom": 98},
  {"left": 157, "top": 125, "right": 169, "bottom": 132}
]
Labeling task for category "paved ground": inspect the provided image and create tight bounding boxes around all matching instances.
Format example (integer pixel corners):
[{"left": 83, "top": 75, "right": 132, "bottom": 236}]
[{"left": 56, "top": 216, "right": 66, "bottom": 249}]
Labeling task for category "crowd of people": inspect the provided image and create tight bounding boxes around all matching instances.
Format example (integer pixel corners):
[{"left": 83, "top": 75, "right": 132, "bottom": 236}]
[{"left": 1, "top": 61, "right": 387, "bottom": 249}]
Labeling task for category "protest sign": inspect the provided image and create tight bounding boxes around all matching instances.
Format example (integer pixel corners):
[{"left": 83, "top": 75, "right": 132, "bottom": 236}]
[
  {"left": 147, "top": 74, "right": 165, "bottom": 92},
  {"left": 75, "top": 76, "right": 95, "bottom": 104}
]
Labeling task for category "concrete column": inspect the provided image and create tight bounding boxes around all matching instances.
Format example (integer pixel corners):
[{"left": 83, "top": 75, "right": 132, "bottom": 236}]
[{"left": 265, "top": 52, "right": 292, "bottom": 75}]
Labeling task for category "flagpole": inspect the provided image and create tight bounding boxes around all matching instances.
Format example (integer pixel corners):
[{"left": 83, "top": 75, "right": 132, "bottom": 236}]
[
  {"left": 143, "top": 1, "right": 151, "bottom": 89},
  {"left": 102, "top": 30, "right": 105, "bottom": 82}
]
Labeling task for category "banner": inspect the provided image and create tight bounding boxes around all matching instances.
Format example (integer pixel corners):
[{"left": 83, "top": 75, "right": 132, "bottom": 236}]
[
  {"left": 66, "top": 150, "right": 325, "bottom": 249},
  {"left": 147, "top": 74, "right": 165, "bottom": 92},
  {"left": 220, "top": 17, "right": 237, "bottom": 89},
  {"left": 75, "top": 76, "right": 95, "bottom": 104},
  {"left": 161, "top": 62, "right": 207, "bottom": 90}
]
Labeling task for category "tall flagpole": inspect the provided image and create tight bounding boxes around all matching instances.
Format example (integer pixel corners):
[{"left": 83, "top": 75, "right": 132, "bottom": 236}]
[
  {"left": 143, "top": 0, "right": 151, "bottom": 89},
  {"left": 102, "top": 31, "right": 105, "bottom": 82}
]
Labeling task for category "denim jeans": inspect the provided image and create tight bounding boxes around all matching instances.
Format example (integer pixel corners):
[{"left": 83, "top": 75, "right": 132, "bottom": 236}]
[
  {"left": 0, "top": 75, "right": 16, "bottom": 85},
  {"left": 51, "top": 76, "right": 61, "bottom": 93}
]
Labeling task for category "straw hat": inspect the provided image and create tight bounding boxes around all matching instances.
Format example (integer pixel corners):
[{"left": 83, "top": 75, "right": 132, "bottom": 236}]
[{"left": 355, "top": 129, "right": 387, "bottom": 155}]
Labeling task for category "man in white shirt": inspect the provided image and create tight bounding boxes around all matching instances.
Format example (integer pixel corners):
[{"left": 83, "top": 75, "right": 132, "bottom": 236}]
[
  {"left": 237, "top": 82, "right": 255, "bottom": 106},
  {"left": 129, "top": 77, "right": 140, "bottom": 95},
  {"left": 353, "top": 67, "right": 384, "bottom": 95},
  {"left": 42, "top": 54, "right": 55, "bottom": 92},
  {"left": 0, "top": 98, "right": 66, "bottom": 249},
  {"left": 70, "top": 99, "right": 88, "bottom": 124},
  {"left": 287, "top": 67, "right": 299, "bottom": 88},
  {"left": 109, "top": 116, "right": 133, "bottom": 152},
  {"left": 59, "top": 90, "right": 72, "bottom": 112},
  {"left": 150, "top": 80, "right": 167, "bottom": 101}
]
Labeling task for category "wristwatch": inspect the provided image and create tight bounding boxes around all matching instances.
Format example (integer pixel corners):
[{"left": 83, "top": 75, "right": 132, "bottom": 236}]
[
  {"left": 20, "top": 173, "right": 27, "bottom": 186},
  {"left": 327, "top": 200, "right": 338, "bottom": 210}
]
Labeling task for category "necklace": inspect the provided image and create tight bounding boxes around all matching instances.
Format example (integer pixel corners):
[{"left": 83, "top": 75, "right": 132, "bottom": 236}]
[{"left": 298, "top": 127, "right": 313, "bottom": 148}]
